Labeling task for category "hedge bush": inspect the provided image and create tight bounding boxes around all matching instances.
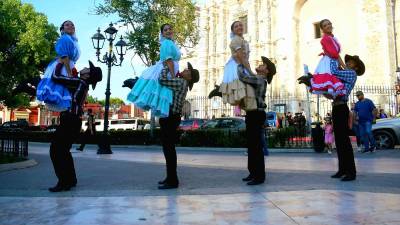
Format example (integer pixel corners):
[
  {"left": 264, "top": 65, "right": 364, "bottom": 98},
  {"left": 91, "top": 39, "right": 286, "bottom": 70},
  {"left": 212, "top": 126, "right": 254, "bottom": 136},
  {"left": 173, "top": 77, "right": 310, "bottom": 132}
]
[
  {"left": 16, "top": 130, "right": 162, "bottom": 145},
  {"left": 5, "top": 128, "right": 310, "bottom": 148},
  {"left": 180, "top": 129, "right": 246, "bottom": 147}
]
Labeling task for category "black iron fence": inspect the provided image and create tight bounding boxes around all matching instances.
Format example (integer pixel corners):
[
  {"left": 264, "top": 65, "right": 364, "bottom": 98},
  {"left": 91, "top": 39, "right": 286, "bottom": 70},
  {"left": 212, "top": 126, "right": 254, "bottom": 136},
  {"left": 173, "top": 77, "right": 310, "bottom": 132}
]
[
  {"left": 186, "top": 85, "right": 398, "bottom": 120},
  {"left": 266, "top": 127, "right": 313, "bottom": 149},
  {"left": 184, "top": 85, "right": 397, "bottom": 149},
  {"left": 0, "top": 131, "right": 28, "bottom": 158}
]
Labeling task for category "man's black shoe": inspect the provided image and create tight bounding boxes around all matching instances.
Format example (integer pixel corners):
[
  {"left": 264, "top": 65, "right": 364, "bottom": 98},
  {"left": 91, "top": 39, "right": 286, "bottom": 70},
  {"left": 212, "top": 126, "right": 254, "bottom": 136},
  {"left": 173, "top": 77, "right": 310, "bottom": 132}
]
[
  {"left": 369, "top": 146, "right": 376, "bottom": 153},
  {"left": 247, "top": 180, "right": 264, "bottom": 185},
  {"left": 158, "top": 179, "right": 167, "bottom": 185},
  {"left": 48, "top": 184, "right": 72, "bottom": 192},
  {"left": 242, "top": 175, "right": 253, "bottom": 182},
  {"left": 331, "top": 172, "right": 345, "bottom": 178},
  {"left": 341, "top": 176, "right": 356, "bottom": 181},
  {"left": 158, "top": 183, "right": 179, "bottom": 190}
]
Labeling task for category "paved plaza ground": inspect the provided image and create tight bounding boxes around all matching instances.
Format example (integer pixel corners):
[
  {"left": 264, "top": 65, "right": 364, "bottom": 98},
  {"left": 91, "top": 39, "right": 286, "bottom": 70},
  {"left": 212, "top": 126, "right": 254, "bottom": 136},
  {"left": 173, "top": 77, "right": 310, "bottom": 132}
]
[{"left": 1, "top": 143, "right": 400, "bottom": 225}]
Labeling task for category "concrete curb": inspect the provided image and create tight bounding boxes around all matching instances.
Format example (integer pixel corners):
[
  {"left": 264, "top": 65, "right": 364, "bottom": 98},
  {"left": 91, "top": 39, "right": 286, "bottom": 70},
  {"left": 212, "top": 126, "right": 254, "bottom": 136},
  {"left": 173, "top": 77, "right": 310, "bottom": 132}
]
[
  {"left": 0, "top": 159, "right": 38, "bottom": 172},
  {"left": 112, "top": 145, "right": 316, "bottom": 153},
  {"left": 29, "top": 142, "right": 316, "bottom": 153}
]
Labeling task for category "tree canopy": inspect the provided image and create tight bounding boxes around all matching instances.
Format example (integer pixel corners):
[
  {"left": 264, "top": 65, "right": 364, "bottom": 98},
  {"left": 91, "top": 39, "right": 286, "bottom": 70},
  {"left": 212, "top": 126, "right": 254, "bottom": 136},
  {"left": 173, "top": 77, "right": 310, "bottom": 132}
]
[
  {"left": 87, "top": 95, "right": 125, "bottom": 107},
  {"left": 95, "top": 0, "right": 199, "bottom": 66},
  {"left": 0, "top": 0, "right": 59, "bottom": 108}
]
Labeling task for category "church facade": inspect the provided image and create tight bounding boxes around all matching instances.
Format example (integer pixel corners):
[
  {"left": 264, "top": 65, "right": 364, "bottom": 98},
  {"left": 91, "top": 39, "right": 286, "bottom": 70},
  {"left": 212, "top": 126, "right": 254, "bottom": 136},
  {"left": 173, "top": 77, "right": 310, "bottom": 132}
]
[{"left": 181, "top": 0, "right": 400, "bottom": 117}]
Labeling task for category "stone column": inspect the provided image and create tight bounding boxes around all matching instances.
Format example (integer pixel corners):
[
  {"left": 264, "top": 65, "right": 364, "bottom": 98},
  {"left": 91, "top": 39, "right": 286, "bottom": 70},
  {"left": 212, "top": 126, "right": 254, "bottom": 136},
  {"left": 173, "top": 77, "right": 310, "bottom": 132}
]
[{"left": 360, "top": 0, "right": 394, "bottom": 85}]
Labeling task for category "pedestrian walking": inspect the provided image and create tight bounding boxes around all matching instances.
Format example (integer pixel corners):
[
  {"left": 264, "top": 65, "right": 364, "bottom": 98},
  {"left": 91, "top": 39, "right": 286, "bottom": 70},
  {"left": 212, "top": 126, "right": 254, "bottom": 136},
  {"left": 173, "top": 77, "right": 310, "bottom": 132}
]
[
  {"left": 76, "top": 108, "right": 98, "bottom": 151},
  {"left": 350, "top": 103, "right": 362, "bottom": 152},
  {"left": 324, "top": 117, "right": 334, "bottom": 154},
  {"left": 355, "top": 91, "right": 378, "bottom": 153},
  {"left": 378, "top": 109, "right": 388, "bottom": 119}
]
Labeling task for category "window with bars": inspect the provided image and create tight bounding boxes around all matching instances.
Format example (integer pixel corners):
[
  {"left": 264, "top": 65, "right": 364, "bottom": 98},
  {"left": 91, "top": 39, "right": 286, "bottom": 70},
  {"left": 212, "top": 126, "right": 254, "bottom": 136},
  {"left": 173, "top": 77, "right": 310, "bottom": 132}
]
[{"left": 314, "top": 22, "right": 322, "bottom": 39}]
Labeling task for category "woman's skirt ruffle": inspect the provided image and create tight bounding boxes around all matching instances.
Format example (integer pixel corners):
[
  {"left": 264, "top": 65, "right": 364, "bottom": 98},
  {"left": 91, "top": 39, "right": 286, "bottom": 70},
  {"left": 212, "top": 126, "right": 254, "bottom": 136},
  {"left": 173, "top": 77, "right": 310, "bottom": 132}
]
[
  {"left": 219, "top": 79, "right": 246, "bottom": 105},
  {"left": 36, "top": 60, "right": 73, "bottom": 112},
  {"left": 220, "top": 57, "right": 257, "bottom": 110},
  {"left": 127, "top": 62, "right": 174, "bottom": 118},
  {"left": 310, "top": 73, "right": 346, "bottom": 98}
]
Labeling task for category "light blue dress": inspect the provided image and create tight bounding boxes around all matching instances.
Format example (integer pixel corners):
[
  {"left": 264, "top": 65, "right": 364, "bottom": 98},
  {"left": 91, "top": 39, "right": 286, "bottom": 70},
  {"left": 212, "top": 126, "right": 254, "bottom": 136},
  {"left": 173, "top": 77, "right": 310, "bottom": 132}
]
[
  {"left": 36, "top": 34, "right": 80, "bottom": 111},
  {"left": 127, "top": 38, "right": 181, "bottom": 117}
]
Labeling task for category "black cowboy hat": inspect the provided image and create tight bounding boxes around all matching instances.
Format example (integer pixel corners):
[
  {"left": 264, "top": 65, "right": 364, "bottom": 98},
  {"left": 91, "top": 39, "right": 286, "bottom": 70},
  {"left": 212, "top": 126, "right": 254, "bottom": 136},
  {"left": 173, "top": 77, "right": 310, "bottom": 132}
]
[
  {"left": 208, "top": 84, "right": 222, "bottom": 99},
  {"left": 261, "top": 56, "right": 276, "bottom": 84},
  {"left": 122, "top": 77, "right": 138, "bottom": 89},
  {"left": 87, "top": 61, "right": 103, "bottom": 90},
  {"left": 344, "top": 54, "right": 365, "bottom": 76},
  {"left": 187, "top": 62, "right": 199, "bottom": 91}
]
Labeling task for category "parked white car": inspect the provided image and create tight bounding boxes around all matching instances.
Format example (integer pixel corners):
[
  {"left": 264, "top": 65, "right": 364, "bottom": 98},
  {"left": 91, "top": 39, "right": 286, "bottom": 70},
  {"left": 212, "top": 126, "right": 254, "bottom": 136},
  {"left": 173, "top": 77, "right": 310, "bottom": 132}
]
[
  {"left": 372, "top": 118, "right": 400, "bottom": 149},
  {"left": 81, "top": 119, "right": 104, "bottom": 132},
  {"left": 109, "top": 118, "right": 149, "bottom": 131},
  {"left": 81, "top": 118, "right": 150, "bottom": 131}
]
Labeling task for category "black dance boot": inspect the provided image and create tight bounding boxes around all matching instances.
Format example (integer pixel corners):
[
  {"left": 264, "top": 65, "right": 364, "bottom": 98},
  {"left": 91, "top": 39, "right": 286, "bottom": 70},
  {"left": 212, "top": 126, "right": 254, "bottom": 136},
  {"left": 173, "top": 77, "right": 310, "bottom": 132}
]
[
  {"left": 297, "top": 73, "right": 313, "bottom": 87},
  {"left": 242, "top": 175, "right": 253, "bottom": 182},
  {"left": 48, "top": 183, "right": 72, "bottom": 192}
]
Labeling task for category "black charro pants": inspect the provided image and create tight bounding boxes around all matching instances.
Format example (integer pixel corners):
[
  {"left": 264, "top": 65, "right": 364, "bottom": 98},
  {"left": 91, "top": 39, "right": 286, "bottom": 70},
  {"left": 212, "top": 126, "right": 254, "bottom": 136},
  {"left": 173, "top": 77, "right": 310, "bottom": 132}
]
[
  {"left": 245, "top": 110, "right": 266, "bottom": 181},
  {"left": 50, "top": 112, "right": 82, "bottom": 186},
  {"left": 159, "top": 113, "right": 181, "bottom": 184},
  {"left": 332, "top": 104, "right": 356, "bottom": 177}
]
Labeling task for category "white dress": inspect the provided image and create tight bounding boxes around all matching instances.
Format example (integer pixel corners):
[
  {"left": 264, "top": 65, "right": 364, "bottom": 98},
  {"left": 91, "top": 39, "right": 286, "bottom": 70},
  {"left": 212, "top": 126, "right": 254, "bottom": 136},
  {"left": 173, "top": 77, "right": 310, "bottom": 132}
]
[{"left": 219, "top": 35, "right": 256, "bottom": 110}]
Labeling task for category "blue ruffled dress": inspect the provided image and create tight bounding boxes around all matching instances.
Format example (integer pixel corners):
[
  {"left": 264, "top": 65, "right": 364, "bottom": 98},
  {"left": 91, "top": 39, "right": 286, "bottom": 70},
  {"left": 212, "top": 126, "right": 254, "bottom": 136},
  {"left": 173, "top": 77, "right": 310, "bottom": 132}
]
[
  {"left": 36, "top": 34, "right": 80, "bottom": 112},
  {"left": 127, "top": 38, "right": 181, "bottom": 118}
]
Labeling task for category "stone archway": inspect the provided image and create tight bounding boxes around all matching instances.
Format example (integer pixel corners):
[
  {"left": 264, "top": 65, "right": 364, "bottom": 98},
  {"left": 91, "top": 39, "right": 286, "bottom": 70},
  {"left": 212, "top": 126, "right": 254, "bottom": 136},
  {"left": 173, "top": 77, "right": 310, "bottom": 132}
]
[
  {"left": 293, "top": 0, "right": 361, "bottom": 74},
  {"left": 293, "top": 0, "right": 395, "bottom": 85}
]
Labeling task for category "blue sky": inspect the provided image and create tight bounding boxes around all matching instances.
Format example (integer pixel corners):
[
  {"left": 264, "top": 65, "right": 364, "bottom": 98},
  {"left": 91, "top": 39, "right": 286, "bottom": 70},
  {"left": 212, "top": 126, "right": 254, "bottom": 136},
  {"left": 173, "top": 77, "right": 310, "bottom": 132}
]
[{"left": 22, "top": 0, "right": 204, "bottom": 102}]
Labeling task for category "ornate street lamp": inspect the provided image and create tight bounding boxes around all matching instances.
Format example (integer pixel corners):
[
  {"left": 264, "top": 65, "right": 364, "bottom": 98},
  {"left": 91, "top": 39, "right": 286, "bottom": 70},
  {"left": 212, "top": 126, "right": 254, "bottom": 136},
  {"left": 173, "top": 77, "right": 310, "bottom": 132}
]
[
  {"left": 91, "top": 23, "right": 128, "bottom": 154},
  {"left": 392, "top": 1, "right": 400, "bottom": 114},
  {"left": 115, "top": 36, "right": 128, "bottom": 61},
  {"left": 91, "top": 28, "right": 106, "bottom": 57}
]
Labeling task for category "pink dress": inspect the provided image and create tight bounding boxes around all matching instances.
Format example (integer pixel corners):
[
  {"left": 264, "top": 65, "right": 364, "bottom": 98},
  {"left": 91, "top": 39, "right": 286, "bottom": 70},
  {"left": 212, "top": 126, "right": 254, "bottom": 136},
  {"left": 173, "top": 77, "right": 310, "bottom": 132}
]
[
  {"left": 310, "top": 34, "right": 345, "bottom": 98},
  {"left": 324, "top": 124, "right": 334, "bottom": 144}
]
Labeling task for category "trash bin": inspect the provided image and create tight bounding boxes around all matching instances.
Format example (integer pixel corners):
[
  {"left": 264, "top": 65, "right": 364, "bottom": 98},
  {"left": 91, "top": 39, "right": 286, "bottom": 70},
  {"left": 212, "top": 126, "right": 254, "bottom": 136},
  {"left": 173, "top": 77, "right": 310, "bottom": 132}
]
[{"left": 311, "top": 122, "right": 324, "bottom": 152}]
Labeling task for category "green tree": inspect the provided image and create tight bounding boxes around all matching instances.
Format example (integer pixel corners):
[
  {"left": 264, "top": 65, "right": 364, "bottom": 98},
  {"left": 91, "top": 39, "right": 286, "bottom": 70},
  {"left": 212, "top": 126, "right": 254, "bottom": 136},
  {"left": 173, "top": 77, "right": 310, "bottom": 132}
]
[
  {"left": 89, "top": 96, "right": 124, "bottom": 107},
  {"left": 95, "top": 0, "right": 199, "bottom": 66},
  {"left": 110, "top": 97, "right": 125, "bottom": 107},
  {"left": 87, "top": 95, "right": 100, "bottom": 104},
  {"left": 0, "top": 0, "right": 59, "bottom": 108}
]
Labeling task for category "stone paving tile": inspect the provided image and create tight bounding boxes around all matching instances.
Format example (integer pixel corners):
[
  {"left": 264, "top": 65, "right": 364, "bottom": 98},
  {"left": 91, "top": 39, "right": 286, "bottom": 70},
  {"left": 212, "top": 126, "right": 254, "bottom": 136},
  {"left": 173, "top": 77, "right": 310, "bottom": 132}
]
[
  {"left": 1, "top": 190, "right": 399, "bottom": 225},
  {"left": 1, "top": 143, "right": 400, "bottom": 224},
  {"left": 0, "top": 193, "right": 296, "bottom": 225},
  {"left": 261, "top": 190, "right": 400, "bottom": 225},
  {"left": 29, "top": 143, "right": 400, "bottom": 174}
]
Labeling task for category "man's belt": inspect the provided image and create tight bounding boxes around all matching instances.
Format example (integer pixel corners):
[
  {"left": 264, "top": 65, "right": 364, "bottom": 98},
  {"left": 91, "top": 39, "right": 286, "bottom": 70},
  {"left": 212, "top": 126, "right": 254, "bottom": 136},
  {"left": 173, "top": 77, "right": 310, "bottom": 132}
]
[
  {"left": 246, "top": 108, "right": 266, "bottom": 112},
  {"left": 332, "top": 100, "right": 346, "bottom": 106}
]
